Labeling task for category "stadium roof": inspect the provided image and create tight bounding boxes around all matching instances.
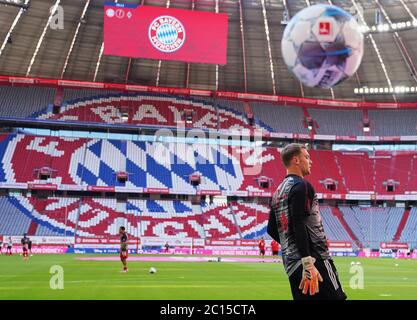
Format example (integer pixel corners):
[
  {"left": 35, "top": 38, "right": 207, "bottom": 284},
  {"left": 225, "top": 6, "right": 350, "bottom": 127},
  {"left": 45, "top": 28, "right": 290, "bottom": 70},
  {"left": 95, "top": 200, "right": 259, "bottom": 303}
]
[{"left": 1, "top": 0, "right": 417, "bottom": 103}]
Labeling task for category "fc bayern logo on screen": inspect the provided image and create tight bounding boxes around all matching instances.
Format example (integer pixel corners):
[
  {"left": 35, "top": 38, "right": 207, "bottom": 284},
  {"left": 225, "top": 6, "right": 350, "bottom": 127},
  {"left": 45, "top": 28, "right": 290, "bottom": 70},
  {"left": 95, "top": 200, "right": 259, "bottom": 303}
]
[
  {"left": 106, "top": 8, "right": 115, "bottom": 18},
  {"left": 148, "top": 16, "right": 186, "bottom": 53}
]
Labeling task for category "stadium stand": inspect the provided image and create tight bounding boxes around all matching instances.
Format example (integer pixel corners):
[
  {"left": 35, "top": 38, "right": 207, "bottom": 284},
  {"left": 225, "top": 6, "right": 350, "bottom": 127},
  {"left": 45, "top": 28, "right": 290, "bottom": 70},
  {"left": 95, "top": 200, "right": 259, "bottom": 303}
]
[
  {"left": 215, "top": 99, "right": 245, "bottom": 114},
  {"left": 393, "top": 207, "right": 410, "bottom": 241},
  {"left": 307, "top": 108, "right": 363, "bottom": 136},
  {"left": 76, "top": 197, "right": 132, "bottom": 237},
  {"left": 4, "top": 132, "right": 417, "bottom": 196},
  {"left": 1, "top": 86, "right": 417, "bottom": 250},
  {"left": 0, "top": 133, "right": 284, "bottom": 193},
  {"left": 0, "top": 194, "right": 77, "bottom": 236},
  {"left": 335, "top": 152, "right": 374, "bottom": 192},
  {"left": 1, "top": 134, "right": 87, "bottom": 185},
  {"left": 399, "top": 207, "right": 417, "bottom": 249},
  {"left": 30, "top": 196, "right": 81, "bottom": 236},
  {"left": 129, "top": 199, "right": 205, "bottom": 239},
  {"left": 0, "top": 190, "right": 414, "bottom": 249},
  {"left": 62, "top": 89, "right": 123, "bottom": 102},
  {"left": 36, "top": 92, "right": 262, "bottom": 132},
  {"left": 230, "top": 201, "right": 269, "bottom": 239},
  {"left": 338, "top": 206, "right": 405, "bottom": 249},
  {"left": 308, "top": 150, "right": 346, "bottom": 193},
  {"left": 368, "top": 110, "right": 417, "bottom": 136},
  {"left": 0, "top": 86, "right": 55, "bottom": 118},
  {"left": 201, "top": 202, "right": 240, "bottom": 239},
  {"left": 374, "top": 151, "right": 413, "bottom": 194},
  {"left": 409, "top": 155, "right": 417, "bottom": 191},
  {"left": 0, "top": 195, "right": 32, "bottom": 235},
  {"left": 249, "top": 102, "right": 308, "bottom": 134},
  {"left": 319, "top": 205, "right": 356, "bottom": 244},
  {"left": 3, "top": 88, "right": 417, "bottom": 138}
]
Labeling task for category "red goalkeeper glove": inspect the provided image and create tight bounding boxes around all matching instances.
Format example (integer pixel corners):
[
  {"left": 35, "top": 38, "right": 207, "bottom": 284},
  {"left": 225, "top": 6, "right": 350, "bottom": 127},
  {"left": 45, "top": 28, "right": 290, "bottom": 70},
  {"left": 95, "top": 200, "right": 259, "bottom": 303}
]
[{"left": 299, "top": 256, "right": 324, "bottom": 295}]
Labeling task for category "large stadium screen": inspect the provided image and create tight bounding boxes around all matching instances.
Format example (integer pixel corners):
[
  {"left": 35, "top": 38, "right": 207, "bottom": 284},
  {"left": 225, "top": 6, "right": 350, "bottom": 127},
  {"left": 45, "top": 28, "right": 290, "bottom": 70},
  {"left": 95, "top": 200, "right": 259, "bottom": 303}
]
[{"left": 104, "top": 3, "right": 228, "bottom": 65}]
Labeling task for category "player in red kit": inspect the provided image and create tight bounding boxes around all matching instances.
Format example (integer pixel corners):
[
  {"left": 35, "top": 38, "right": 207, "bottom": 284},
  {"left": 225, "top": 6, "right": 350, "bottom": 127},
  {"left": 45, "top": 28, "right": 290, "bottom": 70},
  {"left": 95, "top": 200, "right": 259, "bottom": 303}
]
[
  {"left": 119, "top": 226, "right": 128, "bottom": 273},
  {"left": 258, "top": 237, "right": 266, "bottom": 262},
  {"left": 271, "top": 239, "right": 281, "bottom": 263}
]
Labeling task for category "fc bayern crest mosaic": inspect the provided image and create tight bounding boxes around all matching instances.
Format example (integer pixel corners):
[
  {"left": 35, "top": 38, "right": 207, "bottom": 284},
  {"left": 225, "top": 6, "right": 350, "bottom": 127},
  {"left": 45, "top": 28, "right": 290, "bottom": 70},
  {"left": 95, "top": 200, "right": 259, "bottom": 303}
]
[{"left": 148, "top": 15, "right": 186, "bottom": 53}]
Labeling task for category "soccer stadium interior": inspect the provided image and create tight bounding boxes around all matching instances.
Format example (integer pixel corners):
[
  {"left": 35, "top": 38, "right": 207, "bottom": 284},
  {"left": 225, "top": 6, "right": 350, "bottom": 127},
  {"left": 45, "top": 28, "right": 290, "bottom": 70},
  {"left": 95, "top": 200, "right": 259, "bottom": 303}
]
[{"left": 1, "top": 0, "right": 417, "bottom": 258}]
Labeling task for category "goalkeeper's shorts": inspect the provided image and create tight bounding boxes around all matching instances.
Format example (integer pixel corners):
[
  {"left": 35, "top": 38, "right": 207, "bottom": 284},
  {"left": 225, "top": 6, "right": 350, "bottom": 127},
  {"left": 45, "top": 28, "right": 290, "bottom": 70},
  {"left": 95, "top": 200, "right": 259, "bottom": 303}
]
[{"left": 288, "top": 258, "right": 347, "bottom": 300}]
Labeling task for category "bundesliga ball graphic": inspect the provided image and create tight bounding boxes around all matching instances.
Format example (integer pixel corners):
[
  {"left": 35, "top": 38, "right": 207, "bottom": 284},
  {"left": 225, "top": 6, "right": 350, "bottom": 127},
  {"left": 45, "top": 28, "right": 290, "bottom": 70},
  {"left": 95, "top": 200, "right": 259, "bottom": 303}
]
[
  {"left": 149, "top": 267, "right": 157, "bottom": 274},
  {"left": 281, "top": 4, "right": 364, "bottom": 88}
]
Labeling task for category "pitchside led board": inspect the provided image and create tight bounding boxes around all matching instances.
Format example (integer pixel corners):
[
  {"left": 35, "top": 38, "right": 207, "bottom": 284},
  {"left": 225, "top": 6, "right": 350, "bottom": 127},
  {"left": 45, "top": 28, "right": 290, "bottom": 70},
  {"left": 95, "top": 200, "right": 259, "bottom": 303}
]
[{"left": 104, "top": 2, "right": 228, "bottom": 65}]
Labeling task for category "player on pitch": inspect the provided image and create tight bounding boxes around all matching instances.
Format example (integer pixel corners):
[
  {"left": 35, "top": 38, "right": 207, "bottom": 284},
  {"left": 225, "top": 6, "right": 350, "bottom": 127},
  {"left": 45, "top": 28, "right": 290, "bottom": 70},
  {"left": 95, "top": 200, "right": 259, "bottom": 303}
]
[
  {"left": 271, "top": 239, "right": 281, "bottom": 263},
  {"left": 21, "top": 234, "right": 30, "bottom": 261},
  {"left": 6, "top": 236, "right": 13, "bottom": 256},
  {"left": 258, "top": 237, "right": 266, "bottom": 262},
  {"left": 268, "top": 143, "right": 346, "bottom": 300},
  {"left": 119, "top": 226, "right": 128, "bottom": 273}
]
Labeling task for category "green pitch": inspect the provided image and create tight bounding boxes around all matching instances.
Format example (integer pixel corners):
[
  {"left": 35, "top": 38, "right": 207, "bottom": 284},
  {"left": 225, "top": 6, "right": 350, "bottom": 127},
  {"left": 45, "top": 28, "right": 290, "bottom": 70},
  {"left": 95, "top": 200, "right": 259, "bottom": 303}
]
[{"left": 0, "top": 254, "right": 416, "bottom": 300}]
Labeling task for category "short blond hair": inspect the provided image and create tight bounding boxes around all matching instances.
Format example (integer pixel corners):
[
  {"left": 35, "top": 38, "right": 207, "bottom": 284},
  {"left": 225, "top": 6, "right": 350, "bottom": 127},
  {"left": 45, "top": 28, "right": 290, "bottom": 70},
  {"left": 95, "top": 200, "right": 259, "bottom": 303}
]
[{"left": 280, "top": 143, "right": 306, "bottom": 167}]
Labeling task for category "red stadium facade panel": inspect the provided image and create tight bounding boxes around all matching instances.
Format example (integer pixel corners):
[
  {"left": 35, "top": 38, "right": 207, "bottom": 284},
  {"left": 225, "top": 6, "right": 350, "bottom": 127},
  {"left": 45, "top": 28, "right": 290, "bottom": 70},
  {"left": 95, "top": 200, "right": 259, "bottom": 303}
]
[{"left": 3, "top": 76, "right": 417, "bottom": 110}]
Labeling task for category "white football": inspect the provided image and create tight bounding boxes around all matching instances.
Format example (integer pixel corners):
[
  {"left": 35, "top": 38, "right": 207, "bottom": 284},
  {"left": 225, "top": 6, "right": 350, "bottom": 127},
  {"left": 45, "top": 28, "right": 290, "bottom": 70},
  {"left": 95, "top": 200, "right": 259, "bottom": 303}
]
[
  {"left": 149, "top": 267, "right": 157, "bottom": 274},
  {"left": 281, "top": 4, "right": 364, "bottom": 88}
]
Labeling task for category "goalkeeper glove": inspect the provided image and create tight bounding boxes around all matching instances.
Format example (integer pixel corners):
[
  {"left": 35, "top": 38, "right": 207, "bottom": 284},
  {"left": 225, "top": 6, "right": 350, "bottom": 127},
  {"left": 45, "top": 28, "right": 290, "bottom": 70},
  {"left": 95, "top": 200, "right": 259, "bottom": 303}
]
[{"left": 299, "top": 256, "right": 324, "bottom": 295}]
